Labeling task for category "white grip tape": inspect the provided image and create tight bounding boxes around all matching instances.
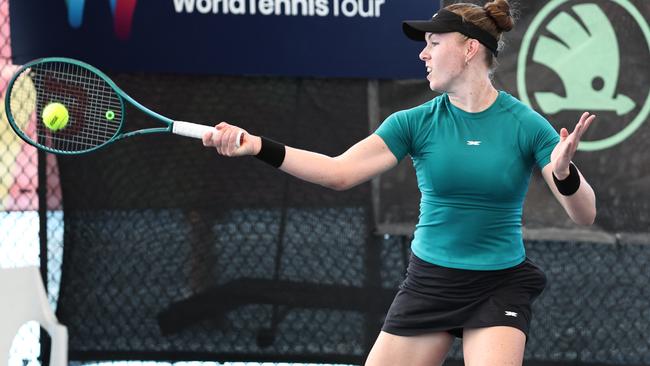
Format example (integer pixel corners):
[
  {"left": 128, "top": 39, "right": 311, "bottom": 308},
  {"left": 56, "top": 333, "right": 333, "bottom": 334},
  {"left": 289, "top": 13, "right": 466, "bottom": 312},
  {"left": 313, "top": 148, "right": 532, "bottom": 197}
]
[
  {"left": 172, "top": 121, "right": 213, "bottom": 139},
  {"left": 172, "top": 121, "right": 242, "bottom": 148}
]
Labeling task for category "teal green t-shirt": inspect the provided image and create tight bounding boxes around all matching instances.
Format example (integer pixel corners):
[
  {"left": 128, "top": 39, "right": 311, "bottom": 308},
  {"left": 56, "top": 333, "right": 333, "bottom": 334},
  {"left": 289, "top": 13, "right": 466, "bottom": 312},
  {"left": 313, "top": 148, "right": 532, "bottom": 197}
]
[{"left": 374, "top": 91, "right": 559, "bottom": 270}]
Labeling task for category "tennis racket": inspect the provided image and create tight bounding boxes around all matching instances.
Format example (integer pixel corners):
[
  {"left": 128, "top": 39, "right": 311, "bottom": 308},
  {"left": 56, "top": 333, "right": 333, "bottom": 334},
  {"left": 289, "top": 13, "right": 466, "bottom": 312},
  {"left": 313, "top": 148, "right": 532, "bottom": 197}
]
[{"left": 4, "top": 57, "right": 242, "bottom": 155}]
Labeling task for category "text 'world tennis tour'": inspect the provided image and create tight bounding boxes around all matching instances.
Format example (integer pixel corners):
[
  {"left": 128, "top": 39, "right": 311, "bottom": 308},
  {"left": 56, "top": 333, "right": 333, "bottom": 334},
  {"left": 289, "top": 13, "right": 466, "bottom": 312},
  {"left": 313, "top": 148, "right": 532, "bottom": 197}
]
[{"left": 174, "top": 0, "right": 388, "bottom": 18}]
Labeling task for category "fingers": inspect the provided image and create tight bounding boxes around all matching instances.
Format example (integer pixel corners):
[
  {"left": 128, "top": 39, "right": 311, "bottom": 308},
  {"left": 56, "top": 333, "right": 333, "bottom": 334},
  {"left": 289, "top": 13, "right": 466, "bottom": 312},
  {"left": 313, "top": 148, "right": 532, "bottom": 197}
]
[
  {"left": 572, "top": 112, "right": 596, "bottom": 139},
  {"left": 557, "top": 112, "right": 596, "bottom": 155},
  {"left": 553, "top": 112, "right": 595, "bottom": 174},
  {"left": 221, "top": 127, "right": 237, "bottom": 154},
  {"left": 582, "top": 114, "right": 596, "bottom": 134},
  {"left": 558, "top": 113, "right": 595, "bottom": 161},
  {"left": 202, "top": 130, "right": 213, "bottom": 146},
  {"left": 560, "top": 127, "right": 569, "bottom": 141},
  {"left": 202, "top": 122, "right": 245, "bottom": 156}
]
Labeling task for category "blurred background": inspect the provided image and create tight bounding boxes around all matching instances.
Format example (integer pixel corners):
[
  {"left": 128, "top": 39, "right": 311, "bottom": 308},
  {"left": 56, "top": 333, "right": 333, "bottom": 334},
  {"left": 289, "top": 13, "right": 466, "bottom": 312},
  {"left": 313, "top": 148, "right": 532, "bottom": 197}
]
[{"left": 1, "top": 0, "right": 649, "bottom": 365}]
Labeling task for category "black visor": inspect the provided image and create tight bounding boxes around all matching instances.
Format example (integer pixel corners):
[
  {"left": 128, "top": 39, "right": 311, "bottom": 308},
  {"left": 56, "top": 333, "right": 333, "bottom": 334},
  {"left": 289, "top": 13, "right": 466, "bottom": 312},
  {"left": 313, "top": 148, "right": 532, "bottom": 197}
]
[{"left": 403, "top": 9, "right": 499, "bottom": 56}]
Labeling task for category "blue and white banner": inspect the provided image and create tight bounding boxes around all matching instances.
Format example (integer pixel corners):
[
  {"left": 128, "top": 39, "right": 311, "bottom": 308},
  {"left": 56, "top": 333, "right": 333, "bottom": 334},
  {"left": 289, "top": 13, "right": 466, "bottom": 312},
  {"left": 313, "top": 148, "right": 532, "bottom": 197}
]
[{"left": 9, "top": 0, "right": 439, "bottom": 78}]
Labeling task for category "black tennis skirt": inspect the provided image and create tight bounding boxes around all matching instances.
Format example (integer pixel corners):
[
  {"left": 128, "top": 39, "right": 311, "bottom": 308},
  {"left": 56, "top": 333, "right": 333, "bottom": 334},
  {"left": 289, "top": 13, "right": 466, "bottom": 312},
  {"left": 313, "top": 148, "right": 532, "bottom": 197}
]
[{"left": 382, "top": 253, "right": 547, "bottom": 338}]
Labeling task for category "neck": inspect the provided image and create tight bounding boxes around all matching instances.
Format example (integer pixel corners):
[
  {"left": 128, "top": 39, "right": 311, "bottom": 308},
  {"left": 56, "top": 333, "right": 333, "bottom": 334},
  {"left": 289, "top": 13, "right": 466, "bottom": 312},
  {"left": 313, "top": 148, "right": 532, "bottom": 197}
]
[{"left": 446, "top": 75, "right": 499, "bottom": 113}]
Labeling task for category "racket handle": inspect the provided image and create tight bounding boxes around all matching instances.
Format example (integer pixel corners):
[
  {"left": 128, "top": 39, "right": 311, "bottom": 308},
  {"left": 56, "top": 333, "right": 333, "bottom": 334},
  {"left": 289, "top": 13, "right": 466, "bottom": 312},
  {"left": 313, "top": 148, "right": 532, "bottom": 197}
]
[
  {"left": 172, "top": 121, "right": 242, "bottom": 148},
  {"left": 172, "top": 121, "right": 214, "bottom": 139}
]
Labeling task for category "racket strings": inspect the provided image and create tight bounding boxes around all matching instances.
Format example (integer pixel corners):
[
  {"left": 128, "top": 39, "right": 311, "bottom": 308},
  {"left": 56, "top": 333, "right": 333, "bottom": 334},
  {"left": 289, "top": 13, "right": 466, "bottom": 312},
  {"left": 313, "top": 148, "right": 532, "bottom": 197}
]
[{"left": 10, "top": 61, "right": 123, "bottom": 153}]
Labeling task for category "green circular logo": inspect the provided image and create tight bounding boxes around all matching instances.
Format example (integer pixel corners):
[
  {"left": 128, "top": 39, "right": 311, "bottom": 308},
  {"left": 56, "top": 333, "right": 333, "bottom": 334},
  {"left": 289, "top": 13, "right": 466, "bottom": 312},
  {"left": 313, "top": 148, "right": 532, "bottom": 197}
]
[{"left": 517, "top": 0, "right": 650, "bottom": 151}]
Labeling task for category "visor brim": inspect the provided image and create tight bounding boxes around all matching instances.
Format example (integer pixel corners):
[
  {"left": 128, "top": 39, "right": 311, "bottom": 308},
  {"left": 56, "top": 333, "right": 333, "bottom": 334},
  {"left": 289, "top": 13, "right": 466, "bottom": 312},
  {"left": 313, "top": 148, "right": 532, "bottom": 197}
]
[{"left": 402, "top": 20, "right": 452, "bottom": 41}]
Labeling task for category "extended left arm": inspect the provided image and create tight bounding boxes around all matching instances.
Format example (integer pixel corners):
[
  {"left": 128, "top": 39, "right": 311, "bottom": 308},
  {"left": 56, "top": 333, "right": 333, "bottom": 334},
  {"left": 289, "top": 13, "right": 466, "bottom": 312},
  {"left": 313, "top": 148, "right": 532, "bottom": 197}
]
[{"left": 542, "top": 112, "right": 597, "bottom": 226}]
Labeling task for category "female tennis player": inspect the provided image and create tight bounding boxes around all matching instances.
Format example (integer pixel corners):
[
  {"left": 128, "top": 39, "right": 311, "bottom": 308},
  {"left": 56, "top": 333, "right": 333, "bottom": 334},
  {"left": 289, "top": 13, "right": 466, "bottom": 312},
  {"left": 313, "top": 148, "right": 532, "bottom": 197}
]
[{"left": 203, "top": 0, "right": 596, "bottom": 364}]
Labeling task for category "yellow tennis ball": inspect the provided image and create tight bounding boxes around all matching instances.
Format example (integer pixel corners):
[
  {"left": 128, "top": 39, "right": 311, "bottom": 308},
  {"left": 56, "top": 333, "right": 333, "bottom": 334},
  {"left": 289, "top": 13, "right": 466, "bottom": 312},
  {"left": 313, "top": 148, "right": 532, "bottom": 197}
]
[{"left": 42, "top": 102, "right": 69, "bottom": 131}]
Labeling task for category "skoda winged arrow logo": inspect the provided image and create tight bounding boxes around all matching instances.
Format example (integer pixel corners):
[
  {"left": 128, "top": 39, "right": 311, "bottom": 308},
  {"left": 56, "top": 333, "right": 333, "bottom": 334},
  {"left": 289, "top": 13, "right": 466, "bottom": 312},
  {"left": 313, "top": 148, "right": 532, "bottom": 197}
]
[
  {"left": 65, "top": 0, "right": 138, "bottom": 40},
  {"left": 532, "top": 4, "right": 634, "bottom": 115},
  {"left": 517, "top": 0, "right": 650, "bottom": 151}
]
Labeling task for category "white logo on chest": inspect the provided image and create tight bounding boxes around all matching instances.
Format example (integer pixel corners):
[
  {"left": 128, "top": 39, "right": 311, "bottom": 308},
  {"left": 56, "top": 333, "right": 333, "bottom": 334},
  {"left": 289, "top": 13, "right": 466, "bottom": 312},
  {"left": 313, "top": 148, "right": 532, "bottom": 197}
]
[{"left": 466, "top": 140, "right": 482, "bottom": 146}]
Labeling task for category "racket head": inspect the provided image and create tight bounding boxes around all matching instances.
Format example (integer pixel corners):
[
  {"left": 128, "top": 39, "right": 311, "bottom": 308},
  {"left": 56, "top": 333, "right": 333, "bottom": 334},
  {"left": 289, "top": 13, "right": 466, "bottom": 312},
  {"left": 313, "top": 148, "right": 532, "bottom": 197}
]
[{"left": 4, "top": 57, "right": 126, "bottom": 154}]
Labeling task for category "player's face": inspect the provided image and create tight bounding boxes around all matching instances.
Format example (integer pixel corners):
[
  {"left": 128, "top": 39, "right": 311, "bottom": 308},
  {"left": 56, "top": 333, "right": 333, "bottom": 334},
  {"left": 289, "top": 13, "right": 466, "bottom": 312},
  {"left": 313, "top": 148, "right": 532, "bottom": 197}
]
[{"left": 419, "top": 32, "right": 467, "bottom": 92}]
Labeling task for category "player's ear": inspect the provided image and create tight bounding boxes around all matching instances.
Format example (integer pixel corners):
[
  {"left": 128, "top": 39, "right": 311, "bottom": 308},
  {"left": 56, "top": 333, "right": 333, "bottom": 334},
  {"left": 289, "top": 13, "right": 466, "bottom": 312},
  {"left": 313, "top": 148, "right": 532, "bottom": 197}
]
[{"left": 464, "top": 38, "right": 481, "bottom": 63}]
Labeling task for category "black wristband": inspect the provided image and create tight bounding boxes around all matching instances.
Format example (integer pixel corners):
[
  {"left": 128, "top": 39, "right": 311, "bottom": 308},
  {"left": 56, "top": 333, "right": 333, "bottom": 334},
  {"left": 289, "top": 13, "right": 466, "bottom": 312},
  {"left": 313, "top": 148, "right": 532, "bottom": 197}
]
[
  {"left": 255, "top": 136, "right": 286, "bottom": 168},
  {"left": 552, "top": 162, "right": 581, "bottom": 196}
]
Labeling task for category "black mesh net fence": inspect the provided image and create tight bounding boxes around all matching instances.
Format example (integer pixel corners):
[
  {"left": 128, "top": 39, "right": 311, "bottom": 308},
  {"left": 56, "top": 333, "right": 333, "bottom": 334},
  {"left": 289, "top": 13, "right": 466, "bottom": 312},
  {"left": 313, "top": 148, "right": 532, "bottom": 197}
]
[{"left": 52, "top": 73, "right": 376, "bottom": 365}]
